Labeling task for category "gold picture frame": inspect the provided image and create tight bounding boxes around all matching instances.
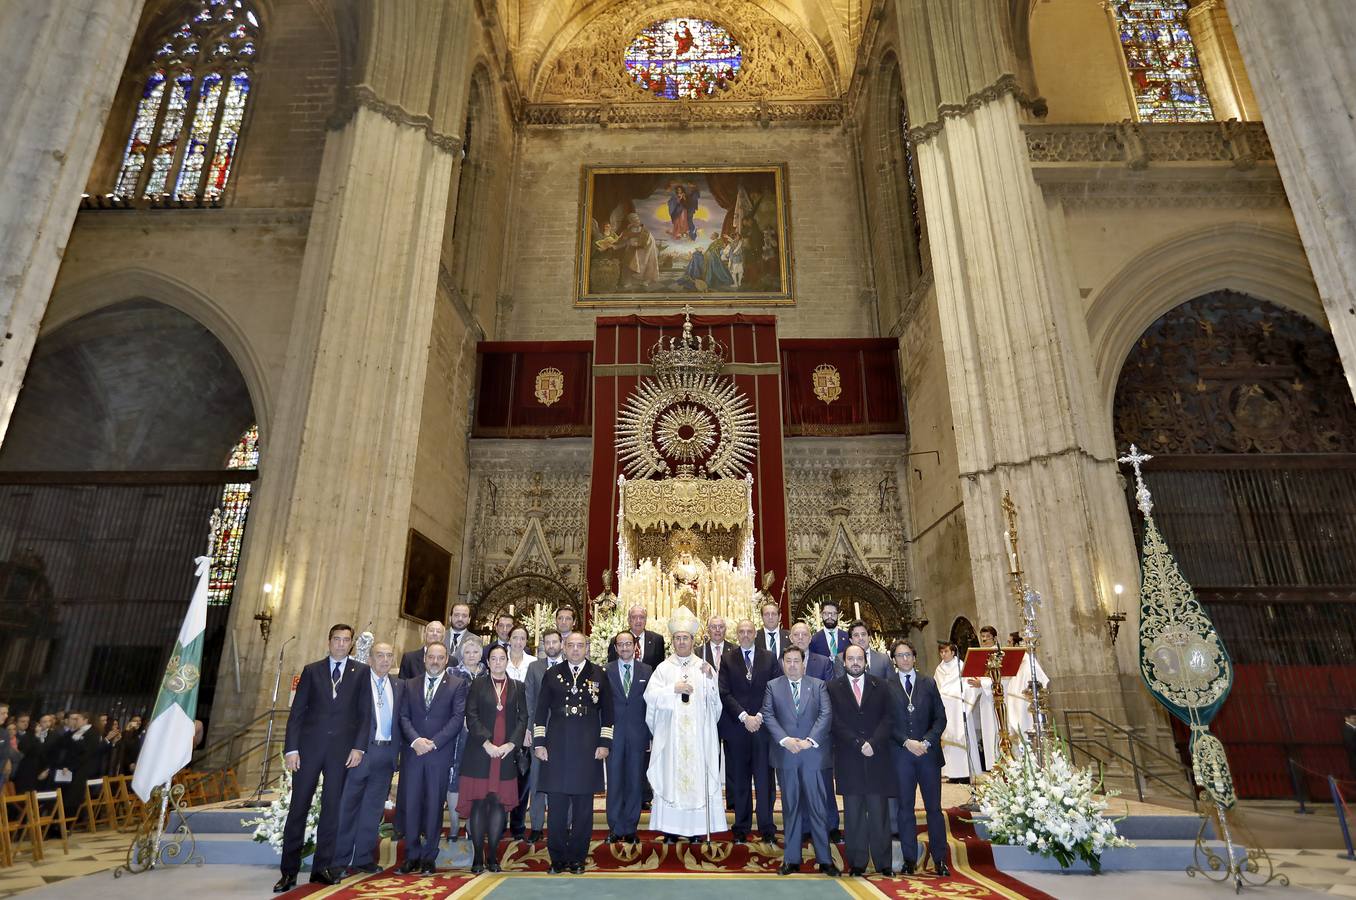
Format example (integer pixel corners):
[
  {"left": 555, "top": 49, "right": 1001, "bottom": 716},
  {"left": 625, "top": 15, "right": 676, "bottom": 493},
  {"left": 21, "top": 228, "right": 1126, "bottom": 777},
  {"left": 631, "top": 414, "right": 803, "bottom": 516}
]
[
  {"left": 575, "top": 164, "right": 793, "bottom": 307},
  {"left": 399, "top": 529, "right": 451, "bottom": 625}
]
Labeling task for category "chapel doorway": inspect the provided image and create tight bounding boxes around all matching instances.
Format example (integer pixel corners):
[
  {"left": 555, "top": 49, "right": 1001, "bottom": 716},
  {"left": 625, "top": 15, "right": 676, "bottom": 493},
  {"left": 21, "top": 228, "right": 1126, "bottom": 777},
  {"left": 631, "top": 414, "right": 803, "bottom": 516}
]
[{"left": 1113, "top": 290, "right": 1356, "bottom": 798}]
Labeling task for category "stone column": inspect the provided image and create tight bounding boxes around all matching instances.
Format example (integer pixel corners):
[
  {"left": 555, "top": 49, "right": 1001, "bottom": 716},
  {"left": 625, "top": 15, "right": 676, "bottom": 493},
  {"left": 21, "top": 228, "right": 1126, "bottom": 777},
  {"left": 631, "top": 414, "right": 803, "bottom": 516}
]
[
  {"left": 1187, "top": 0, "right": 1260, "bottom": 122},
  {"left": 896, "top": 0, "right": 1143, "bottom": 723},
  {"left": 0, "top": 0, "right": 144, "bottom": 444},
  {"left": 1229, "top": 0, "right": 1356, "bottom": 401}
]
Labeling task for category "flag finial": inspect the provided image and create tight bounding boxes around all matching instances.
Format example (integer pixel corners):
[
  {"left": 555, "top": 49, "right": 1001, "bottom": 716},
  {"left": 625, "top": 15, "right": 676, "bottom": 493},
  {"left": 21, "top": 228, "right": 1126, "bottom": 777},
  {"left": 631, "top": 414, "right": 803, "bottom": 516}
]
[{"left": 1117, "top": 444, "right": 1155, "bottom": 518}]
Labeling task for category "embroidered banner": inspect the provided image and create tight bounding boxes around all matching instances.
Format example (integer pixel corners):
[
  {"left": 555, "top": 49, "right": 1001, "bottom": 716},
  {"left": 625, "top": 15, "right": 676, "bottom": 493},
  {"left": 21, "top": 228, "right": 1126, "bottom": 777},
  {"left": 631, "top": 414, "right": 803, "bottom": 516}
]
[
  {"left": 473, "top": 342, "right": 593, "bottom": 438},
  {"left": 779, "top": 338, "right": 906, "bottom": 436}
]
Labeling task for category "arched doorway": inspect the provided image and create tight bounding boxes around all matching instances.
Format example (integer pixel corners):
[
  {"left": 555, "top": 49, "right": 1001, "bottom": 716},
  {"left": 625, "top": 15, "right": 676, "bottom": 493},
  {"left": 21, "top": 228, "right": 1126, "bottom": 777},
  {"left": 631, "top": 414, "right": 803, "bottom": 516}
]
[
  {"left": 793, "top": 572, "right": 912, "bottom": 644},
  {"left": 949, "top": 616, "right": 978, "bottom": 661},
  {"left": 477, "top": 572, "right": 577, "bottom": 644},
  {"left": 0, "top": 299, "right": 257, "bottom": 736},
  {"left": 1113, "top": 290, "right": 1356, "bottom": 798}
]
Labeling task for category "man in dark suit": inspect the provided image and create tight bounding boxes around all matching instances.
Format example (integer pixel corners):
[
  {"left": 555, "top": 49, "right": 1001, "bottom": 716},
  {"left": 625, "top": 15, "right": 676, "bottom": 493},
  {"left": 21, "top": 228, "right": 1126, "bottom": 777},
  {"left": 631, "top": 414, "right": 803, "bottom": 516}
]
[
  {"left": 719, "top": 619, "right": 779, "bottom": 843},
  {"left": 608, "top": 604, "right": 665, "bottom": 669},
  {"left": 490, "top": 613, "right": 515, "bottom": 653},
  {"left": 522, "top": 629, "right": 563, "bottom": 842},
  {"left": 534, "top": 631, "right": 612, "bottom": 874},
  {"left": 762, "top": 646, "right": 836, "bottom": 876},
  {"left": 1345, "top": 710, "right": 1356, "bottom": 778},
  {"left": 396, "top": 641, "right": 467, "bottom": 874},
  {"left": 47, "top": 711, "right": 99, "bottom": 821},
  {"left": 604, "top": 630, "right": 651, "bottom": 842},
  {"left": 334, "top": 642, "right": 399, "bottom": 875},
  {"left": 14, "top": 714, "right": 51, "bottom": 793},
  {"left": 755, "top": 601, "right": 790, "bottom": 661},
  {"left": 274, "top": 624, "right": 372, "bottom": 892},
  {"left": 789, "top": 622, "right": 840, "bottom": 840},
  {"left": 886, "top": 638, "right": 950, "bottom": 876},
  {"left": 808, "top": 600, "right": 851, "bottom": 663},
  {"left": 698, "top": 616, "right": 735, "bottom": 671},
  {"left": 398, "top": 619, "right": 446, "bottom": 680},
  {"left": 828, "top": 645, "right": 896, "bottom": 877},
  {"left": 833, "top": 621, "right": 893, "bottom": 679}
]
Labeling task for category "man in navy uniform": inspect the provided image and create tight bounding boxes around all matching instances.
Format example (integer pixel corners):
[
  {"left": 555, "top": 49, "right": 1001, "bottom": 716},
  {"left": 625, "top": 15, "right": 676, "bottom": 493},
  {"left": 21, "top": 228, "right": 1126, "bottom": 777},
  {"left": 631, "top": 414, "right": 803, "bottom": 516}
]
[
  {"left": 718, "top": 618, "right": 779, "bottom": 843},
  {"left": 397, "top": 641, "right": 468, "bottom": 875},
  {"left": 274, "top": 624, "right": 372, "bottom": 893},
  {"left": 604, "top": 630, "right": 651, "bottom": 843},
  {"left": 334, "top": 642, "right": 399, "bottom": 875},
  {"left": 886, "top": 639, "right": 950, "bottom": 877},
  {"left": 533, "top": 631, "right": 613, "bottom": 874}
]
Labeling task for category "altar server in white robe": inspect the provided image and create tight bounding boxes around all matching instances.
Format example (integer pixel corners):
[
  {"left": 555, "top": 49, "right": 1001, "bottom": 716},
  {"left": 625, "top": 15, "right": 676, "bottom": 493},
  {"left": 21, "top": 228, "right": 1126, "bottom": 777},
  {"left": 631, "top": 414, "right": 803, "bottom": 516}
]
[
  {"left": 963, "top": 626, "right": 1000, "bottom": 773},
  {"left": 1005, "top": 636, "right": 1050, "bottom": 741},
  {"left": 645, "top": 606, "right": 725, "bottom": 840},
  {"left": 933, "top": 642, "right": 970, "bottom": 780}
]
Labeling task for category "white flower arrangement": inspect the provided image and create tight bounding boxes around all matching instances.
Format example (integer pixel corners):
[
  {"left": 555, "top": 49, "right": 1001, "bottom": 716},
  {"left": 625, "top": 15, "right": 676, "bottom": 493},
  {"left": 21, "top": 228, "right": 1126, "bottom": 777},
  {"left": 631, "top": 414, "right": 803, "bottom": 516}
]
[
  {"left": 588, "top": 599, "right": 627, "bottom": 666},
  {"left": 245, "top": 759, "right": 322, "bottom": 858},
  {"left": 972, "top": 740, "right": 1131, "bottom": 872}
]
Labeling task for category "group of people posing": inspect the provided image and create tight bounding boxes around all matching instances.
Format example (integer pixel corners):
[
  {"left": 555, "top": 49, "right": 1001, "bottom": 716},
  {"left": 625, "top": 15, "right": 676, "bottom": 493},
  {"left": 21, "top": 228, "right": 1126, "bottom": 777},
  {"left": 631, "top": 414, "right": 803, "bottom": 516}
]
[{"left": 271, "top": 598, "right": 1037, "bottom": 891}]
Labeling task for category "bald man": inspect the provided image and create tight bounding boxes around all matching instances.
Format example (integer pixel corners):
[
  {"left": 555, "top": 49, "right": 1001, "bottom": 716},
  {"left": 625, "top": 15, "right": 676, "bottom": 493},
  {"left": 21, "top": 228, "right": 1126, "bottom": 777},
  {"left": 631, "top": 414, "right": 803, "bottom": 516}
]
[
  {"left": 335, "top": 642, "right": 399, "bottom": 875},
  {"left": 609, "top": 604, "right": 666, "bottom": 669},
  {"left": 400, "top": 621, "right": 446, "bottom": 679}
]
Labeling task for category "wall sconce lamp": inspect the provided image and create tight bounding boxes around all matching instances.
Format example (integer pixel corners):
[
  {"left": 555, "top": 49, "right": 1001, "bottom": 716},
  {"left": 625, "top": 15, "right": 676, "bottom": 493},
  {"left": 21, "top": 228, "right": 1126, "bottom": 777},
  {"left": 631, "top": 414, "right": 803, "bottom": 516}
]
[
  {"left": 254, "top": 582, "right": 275, "bottom": 644},
  {"left": 1106, "top": 583, "right": 1127, "bottom": 645}
]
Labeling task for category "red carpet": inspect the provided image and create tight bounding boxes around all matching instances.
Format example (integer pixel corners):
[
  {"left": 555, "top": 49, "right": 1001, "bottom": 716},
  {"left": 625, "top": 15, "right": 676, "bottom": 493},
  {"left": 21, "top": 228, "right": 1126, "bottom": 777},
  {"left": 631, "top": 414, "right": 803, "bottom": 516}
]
[{"left": 284, "top": 810, "right": 1054, "bottom": 899}]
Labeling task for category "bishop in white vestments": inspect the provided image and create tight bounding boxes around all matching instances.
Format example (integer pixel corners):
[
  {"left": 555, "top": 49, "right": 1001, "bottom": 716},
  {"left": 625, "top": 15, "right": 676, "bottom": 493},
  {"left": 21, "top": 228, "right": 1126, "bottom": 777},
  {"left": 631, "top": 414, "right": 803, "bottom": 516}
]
[
  {"left": 644, "top": 606, "right": 725, "bottom": 839},
  {"left": 933, "top": 642, "right": 970, "bottom": 780}
]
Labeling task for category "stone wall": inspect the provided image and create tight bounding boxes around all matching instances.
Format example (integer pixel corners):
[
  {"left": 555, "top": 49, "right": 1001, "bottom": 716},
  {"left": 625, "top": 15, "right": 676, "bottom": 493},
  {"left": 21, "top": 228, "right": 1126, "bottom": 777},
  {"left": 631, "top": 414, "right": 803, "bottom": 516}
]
[{"left": 500, "top": 124, "right": 876, "bottom": 341}]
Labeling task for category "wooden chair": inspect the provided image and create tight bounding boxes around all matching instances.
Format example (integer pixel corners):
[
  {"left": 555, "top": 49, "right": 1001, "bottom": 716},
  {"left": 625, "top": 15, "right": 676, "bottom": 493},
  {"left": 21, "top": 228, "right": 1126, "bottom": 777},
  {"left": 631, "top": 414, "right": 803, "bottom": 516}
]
[
  {"left": 2, "top": 792, "right": 44, "bottom": 865},
  {"left": 220, "top": 768, "right": 241, "bottom": 801},
  {"left": 104, "top": 775, "right": 134, "bottom": 829},
  {"left": 33, "top": 790, "right": 73, "bottom": 854},
  {"left": 81, "top": 778, "right": 116, "bottom": 832}
]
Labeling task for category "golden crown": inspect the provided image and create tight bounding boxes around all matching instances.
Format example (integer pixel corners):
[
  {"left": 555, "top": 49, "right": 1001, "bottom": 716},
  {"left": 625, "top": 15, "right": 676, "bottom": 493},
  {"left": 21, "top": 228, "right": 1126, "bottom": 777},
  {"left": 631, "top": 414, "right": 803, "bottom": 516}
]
[{"left": 650, "top": 308, "right": 725, "bottom": 378}]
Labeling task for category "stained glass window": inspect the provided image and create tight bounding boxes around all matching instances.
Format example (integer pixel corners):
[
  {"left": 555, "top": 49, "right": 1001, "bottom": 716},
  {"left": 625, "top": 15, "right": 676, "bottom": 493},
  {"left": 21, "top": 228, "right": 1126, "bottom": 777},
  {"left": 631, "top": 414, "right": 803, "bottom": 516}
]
[
  {"left": 114, "top": 0, "right": 259, "bottom": 202},
  {"left": 1111, "top": 0, "right": 1213, "bottom": 122},
  {"left": 209, "top": 424, "right": 259, "bottom": 606},
  {"left": 623, "top": 18, "right": 742, "bottom": 100}
]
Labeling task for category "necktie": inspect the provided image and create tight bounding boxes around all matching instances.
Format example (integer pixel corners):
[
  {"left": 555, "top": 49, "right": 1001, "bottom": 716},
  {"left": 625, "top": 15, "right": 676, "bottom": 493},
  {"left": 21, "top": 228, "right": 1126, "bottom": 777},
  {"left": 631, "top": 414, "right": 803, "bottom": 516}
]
[
  {"left": 451, "top": 632, "right": 462, "bottom": 653},
  {"left": 376, "top": 678, "right": 390, "bottom": 738},
  {"left": 425, "top": 676, "right": 436, "bottom": 709},
  {"left": 906, "top": 673, "right": 913, "bottom": 691},
  {"left": 852, "top": 676, "right": 863, "bottom": 705},
  {"left": 828, "top": 631, "right": 837, "bottom": 657},
  {"left": 331, "top": 661, "right": 342, "bottom": 697},
  {"left": 622, "top": 663, "right": 632, "bottom": 697},
  {"left": 791, "top": 680, "right": 801, "bottom": 711},
  {"left": 744, "top": 648, "right": 753, "bottom": 669}
]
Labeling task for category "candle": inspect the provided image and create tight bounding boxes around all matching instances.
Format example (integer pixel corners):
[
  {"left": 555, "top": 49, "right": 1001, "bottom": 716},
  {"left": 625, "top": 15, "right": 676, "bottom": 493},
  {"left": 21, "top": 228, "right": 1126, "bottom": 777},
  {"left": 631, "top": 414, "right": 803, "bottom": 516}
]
[
  {"left": 509, "top": 603, "right": 515, "bottom": 616},
  {"left": 854, "top": 601, "right": 861, "bottom": 621},
  {"left": 1009, "top": 551, "right": 1019, "bottom": 574}
]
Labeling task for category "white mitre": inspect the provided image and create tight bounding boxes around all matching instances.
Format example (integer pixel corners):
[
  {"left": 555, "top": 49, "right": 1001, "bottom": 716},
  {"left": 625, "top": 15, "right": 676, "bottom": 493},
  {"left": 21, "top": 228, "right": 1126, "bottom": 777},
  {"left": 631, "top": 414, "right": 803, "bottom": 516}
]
[{"left": 668, "top": 605, "right": 700, "bottom": 638}]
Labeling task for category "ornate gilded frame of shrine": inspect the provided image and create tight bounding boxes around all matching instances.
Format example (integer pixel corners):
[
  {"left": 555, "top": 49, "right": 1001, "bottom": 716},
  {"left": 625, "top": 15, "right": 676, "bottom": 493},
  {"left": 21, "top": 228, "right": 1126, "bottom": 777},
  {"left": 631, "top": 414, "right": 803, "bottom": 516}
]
[{"left": 575, "top": 164, "right": 793, "bottom": 307}]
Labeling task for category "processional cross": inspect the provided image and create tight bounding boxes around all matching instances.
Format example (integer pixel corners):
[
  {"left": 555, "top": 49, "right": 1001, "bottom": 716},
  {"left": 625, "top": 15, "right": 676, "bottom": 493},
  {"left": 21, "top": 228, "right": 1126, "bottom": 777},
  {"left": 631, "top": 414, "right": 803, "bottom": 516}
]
[{"left": 1116, "top": 444, "right": 1155, "bottom": 518}]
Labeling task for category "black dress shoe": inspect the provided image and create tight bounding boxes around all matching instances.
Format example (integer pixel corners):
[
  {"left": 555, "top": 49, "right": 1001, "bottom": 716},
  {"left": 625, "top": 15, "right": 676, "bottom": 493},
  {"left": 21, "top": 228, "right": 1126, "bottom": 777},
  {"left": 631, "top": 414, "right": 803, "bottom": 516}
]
[
  {"left": 272, "top": 875, "right": 297, "bottom": 893},
  {"left": 902, "top": 858, "right": 916, "bottom": 875},
  {"left": 626, "top": 834, "right": 639, "bottom": 845},
  {"left": 471, "top": 863, "right": 484, "bottom": 875},
  {"left": 828, "top": 828, "right": 843, "bottom": 843},
  {"left": 663, "top": 834, "right": 680, "bottom": 844},
  {"left": 308, "top": 868, "right": 339, "bottom": 885},
  {"left": 606, "top": 832, "right": 621, "bottom": 843},
  {"left": 548, "top": 864, "right": 566, "bottom": 874},
  {"left": 397, "top": 860, "right": 420, "bottom": 874},
  {"left": 878, "top": 868, "right": 896, "bottom": 878},
  {"left": 349, "top": 863, "right": 381, "bottom": 875},
  {"left": 570, "top": 863, "right": 585, "bottom": 874},
  {"left": 819, "top": 863, "right": 840, "bottom": 877},
  {"left": 529, "top": 830, "right": 544, "bottom": 843},
  {"left": 420, "top": 860, "right": 436, "bottom": 874},
  {"left": 935, "top": 860, "right": 951, "bottom": 877},
  {"left": 732, "top": 831, "right": 747, "bottom": 844},
  {"left": 510, "top": 831, "right": 526, "bottom": 842},
  {"left": 760, "top": 832, "right": 778, "bottom": 845},
  {"left": 487, "top": 861, "right": 502, "bottom": 873},
  {"left": 778, "top": 863, "right": 798, "bottom": 876},
  {"left": 849, "top": 867, "right": 865, "bottom": 877}
]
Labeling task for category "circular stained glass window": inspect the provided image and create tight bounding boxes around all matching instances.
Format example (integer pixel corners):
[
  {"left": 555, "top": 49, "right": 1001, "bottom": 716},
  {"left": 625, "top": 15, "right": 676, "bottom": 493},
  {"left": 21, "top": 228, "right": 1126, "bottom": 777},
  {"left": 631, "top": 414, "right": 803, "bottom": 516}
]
[{"left": 623, "top": 18, "right": 742, "bottom": 100}]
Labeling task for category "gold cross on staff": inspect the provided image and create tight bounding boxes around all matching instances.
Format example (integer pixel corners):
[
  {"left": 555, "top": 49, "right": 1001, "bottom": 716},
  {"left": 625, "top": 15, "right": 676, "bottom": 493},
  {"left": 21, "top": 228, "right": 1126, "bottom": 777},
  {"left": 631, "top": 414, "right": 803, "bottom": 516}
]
[
  {"left": 1116, "top": 443, "right": 1156, "bottom": 518},
  {"left": 1000, "top": 490, "right": 1022, "bottom": 580}
]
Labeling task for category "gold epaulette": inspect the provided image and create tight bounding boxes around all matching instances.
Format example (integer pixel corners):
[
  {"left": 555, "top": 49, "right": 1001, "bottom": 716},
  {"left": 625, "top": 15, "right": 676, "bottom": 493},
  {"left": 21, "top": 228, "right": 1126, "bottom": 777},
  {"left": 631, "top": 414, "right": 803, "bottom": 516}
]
[{"left": 533, "top": 724, "right": 546, "bottom": 739}]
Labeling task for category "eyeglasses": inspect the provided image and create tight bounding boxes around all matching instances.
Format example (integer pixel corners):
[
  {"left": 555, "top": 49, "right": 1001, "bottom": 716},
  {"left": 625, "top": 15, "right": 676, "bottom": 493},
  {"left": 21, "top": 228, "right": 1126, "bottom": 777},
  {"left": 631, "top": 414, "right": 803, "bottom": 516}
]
[{"left": 893, "top": 652, "right": 915, "bottom": 659}]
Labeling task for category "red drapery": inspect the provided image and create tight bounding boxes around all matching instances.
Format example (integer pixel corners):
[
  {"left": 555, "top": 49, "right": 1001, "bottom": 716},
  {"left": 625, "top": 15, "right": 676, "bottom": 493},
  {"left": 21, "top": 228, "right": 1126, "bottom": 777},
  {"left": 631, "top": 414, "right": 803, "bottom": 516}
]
[
  {"left": 473, "top": 342, "right": 593, "bottom": 438},
  {"left": 587, "top": 314, "right": 789, "bottom": 620},
  {"left": 779, "top": 338, "right": 907, "bottom": 436}
]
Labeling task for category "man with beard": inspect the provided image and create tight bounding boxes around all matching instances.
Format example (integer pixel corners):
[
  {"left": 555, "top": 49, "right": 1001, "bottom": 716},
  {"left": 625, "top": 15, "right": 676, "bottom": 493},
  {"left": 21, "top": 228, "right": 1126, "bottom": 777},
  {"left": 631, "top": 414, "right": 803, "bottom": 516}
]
[
  {"left": 828, "top": 645, "right": 895, "bottom": 876},
  {"left": 808, "top": 600, "right": 850, "bottom": 663}
]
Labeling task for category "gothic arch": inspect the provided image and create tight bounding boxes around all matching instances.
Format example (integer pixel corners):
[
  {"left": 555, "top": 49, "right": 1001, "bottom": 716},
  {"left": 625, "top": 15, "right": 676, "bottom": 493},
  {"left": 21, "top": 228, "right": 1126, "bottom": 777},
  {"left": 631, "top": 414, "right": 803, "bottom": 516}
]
[
  {"left": 41, "top": 267, "right": 272, "bottom": 436},
  {"left": 1088, "top": 222, "right": 1323, "bottom": 423},
  {"left": 793, "top": 571, "right": 909, "bottom": 638},
  {"left": 476, "top": 572, "right": 578, "bottom": 625}
]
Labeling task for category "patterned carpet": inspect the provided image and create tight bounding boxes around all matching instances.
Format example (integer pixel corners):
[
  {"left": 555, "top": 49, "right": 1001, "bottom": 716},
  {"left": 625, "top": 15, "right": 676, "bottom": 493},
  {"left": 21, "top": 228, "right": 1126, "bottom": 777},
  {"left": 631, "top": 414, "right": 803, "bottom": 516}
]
[{"left": 284, "top": 809, "right": 1054, "bottom": 900}]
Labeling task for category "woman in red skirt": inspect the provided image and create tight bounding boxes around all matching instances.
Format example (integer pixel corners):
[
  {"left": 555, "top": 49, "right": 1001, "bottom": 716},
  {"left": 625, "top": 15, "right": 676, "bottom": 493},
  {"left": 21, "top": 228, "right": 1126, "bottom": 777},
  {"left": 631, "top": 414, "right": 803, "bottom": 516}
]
[{"left": 458, "top": 644, "right": 529, "bottom": 872}]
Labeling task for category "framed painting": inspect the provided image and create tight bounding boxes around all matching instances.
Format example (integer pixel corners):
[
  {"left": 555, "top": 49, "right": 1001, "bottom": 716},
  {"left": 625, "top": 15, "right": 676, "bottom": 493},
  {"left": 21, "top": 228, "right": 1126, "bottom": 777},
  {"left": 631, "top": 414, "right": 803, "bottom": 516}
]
[
  {"left": 400, "top": 529, "right": 451, "bottom": 625},
  {"left": 576, "top": 164, "right": 793, "bottom": 307}
]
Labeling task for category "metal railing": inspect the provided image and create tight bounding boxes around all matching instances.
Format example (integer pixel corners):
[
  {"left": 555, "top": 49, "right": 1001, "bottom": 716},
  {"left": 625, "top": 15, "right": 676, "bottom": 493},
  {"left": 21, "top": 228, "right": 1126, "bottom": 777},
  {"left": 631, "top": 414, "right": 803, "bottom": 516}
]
[
  {"left": 193, "top": 707, "right": 289, "bottom": 797},
  {"left": 1063, "top": 709, "right": 1198, "bottom": 809}
]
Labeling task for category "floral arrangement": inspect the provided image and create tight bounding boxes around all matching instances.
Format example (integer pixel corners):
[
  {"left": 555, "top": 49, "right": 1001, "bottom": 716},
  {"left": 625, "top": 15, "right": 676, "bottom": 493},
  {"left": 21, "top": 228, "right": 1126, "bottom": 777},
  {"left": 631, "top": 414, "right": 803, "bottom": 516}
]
[
  {"left": 524, "top": 601, "right": 555, "bottom": 653},
  {"left": 972, "top": 740, "right": 1131, "bottom": 872},
  {"left": 588, "top": 599, "right": 627, "bottom": 666},
  {"left": 245, "top": 758, "right": 322, "bottom": 857}
]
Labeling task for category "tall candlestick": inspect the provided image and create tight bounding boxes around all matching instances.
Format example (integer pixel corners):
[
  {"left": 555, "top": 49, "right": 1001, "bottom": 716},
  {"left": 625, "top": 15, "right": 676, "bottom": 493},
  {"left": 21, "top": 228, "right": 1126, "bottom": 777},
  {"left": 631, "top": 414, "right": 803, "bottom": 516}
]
[{"left": 854, "top": 601, "right": 861, "bottom": 621}]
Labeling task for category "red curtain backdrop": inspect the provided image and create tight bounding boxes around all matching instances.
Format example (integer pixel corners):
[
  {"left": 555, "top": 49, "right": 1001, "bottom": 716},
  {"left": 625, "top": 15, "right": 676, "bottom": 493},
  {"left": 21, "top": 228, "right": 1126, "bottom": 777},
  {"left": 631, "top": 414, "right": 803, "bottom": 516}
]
[
  {"left": 588, "top": 314, "right": 789, "bottom": 619},
  {"left": 473, "top": 342, "right": 593, "bottom": 438},
  {"left": 779, "top": 338, "right": 907, "bottom": 436}
]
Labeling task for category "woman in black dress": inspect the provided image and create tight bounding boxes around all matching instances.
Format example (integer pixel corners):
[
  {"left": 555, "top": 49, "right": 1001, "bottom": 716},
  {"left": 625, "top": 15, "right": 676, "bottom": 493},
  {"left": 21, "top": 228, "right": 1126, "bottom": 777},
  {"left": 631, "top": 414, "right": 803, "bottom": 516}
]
[{"left": 457, "top": 644, "right": 528, "bottom": 872}]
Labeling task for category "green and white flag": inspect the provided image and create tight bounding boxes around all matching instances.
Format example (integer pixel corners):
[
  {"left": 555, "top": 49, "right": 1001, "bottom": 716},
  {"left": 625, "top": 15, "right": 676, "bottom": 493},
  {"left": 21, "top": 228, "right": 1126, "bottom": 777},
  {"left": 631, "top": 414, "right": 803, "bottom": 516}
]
[{"left": 133, "top": 553, "right": 210, "bottom": 802}]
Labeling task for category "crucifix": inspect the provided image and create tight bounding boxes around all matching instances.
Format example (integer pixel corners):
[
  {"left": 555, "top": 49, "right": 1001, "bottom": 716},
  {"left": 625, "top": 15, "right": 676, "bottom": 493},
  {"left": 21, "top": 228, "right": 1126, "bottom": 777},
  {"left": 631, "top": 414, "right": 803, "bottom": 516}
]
[{"left": 1116, "top": 443, "right": 1155, "bottom": 519}]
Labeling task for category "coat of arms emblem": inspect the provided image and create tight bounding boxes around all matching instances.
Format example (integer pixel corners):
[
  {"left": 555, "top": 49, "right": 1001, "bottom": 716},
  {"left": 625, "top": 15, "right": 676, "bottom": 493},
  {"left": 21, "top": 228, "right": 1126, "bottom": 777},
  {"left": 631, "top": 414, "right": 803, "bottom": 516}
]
[
  {"left": 812, "top": 364, "right": 841, "bottom": 404},
  {"left": 534, "top": 367, "right": 564, "bottom": 407}
]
